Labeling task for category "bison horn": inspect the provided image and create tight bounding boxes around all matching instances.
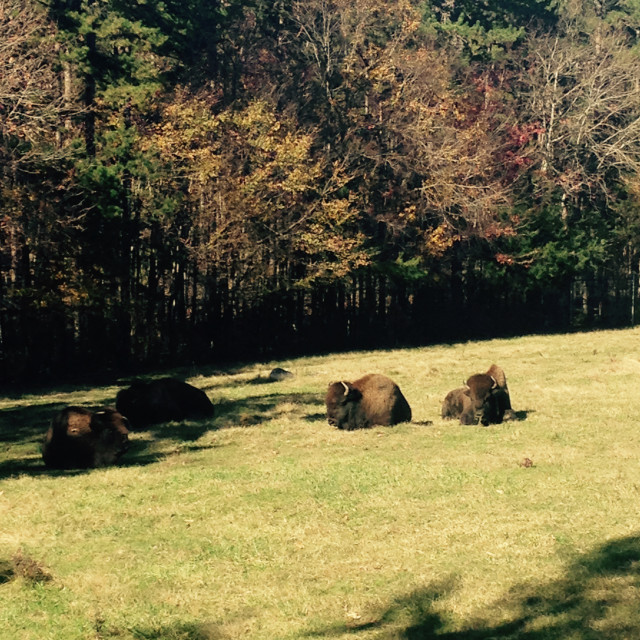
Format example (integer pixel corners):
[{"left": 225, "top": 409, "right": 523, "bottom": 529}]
[
  {"left": 490, "top": 376, "right": 498, "bottom": 389},
  {"left": 341, "top": 381, "right": 349, "bottom": 396}
]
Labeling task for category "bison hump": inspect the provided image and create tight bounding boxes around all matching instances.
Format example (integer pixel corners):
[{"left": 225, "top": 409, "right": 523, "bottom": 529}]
[{"left": 354, "top": 373, "right": 411, "bottom": 426}]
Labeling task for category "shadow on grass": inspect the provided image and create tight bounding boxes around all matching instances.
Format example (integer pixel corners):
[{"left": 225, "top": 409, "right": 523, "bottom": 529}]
[
  {"left": 0, "top": 456, "right": 91, "bottom": 479},
  {"left": 301, "top": 535, "right": 640, "bottom": 639},
  {"left": 0, "top": 402, "right": 66, "bottom": 444},
  {"left": 304, "top": 413, "right": 434, "bottom": 427},
  {"left": 0, "top": 389, "right": 325, "bottom": 479},
  {"left": 122, "top": 621, "right": 227, "bottom": 640},
  {"left": 212, "top": 391, "right": 324, "bottom": 428},
  {"left": 153, "top": 362, "right": 297, "bottom": 392},
  {"left": 302, "top": 578, "right": 459, "bottom": 639}
]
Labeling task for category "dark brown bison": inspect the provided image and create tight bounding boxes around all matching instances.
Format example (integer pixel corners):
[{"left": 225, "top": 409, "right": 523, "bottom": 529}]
[
  {"left": 115, "top": 377, "right": 214, "bottom": 428},
  {"left": 441, "top": 364, "right": 514, "bottom": 426},
  {"left": 485, "top": 364, "right": 516, "bottom": 421},
  {"left": 42, "top": 407, "right": 130, "bottom": 469},
  {"left": 325, "top": 373, "right": 412, "bottom": 430}
]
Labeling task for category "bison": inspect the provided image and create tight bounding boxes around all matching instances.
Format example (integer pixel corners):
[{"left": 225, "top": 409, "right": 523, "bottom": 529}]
[
  {"left": 485, "top": 363, "right": 516, "bottom": 421},
  {"left": 42, "top": 406, "right": 130, "bottom": 469},
  {"left": 441, "top": 364, "right": 514, "bottom": 426},
  {"left": 325, "top": 373, "right": 412, "bottom": 430},
  {"left": 441, "top": 386, "right": 475, "bottom": 423},
  {"left": 115, "top": 377, "right": 214, "bottom": 428}
]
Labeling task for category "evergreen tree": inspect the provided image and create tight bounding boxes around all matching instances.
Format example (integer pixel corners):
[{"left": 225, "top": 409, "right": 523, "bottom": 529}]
[{"left": 422, "top": 0, "right": 557, "bottom": 58}]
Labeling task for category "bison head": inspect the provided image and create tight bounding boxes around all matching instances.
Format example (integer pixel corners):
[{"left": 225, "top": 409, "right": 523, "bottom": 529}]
[
  {"left": 325, "top": 381, "right": 363, "bottom": 430},
  {"left": 465, "top": 373, "right": 506, "bottom": 426}
]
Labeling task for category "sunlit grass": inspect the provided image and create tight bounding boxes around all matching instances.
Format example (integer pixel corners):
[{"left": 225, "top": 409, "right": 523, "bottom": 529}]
[{"left": 2, "top": 328, "right": 640, "bottom": 639}]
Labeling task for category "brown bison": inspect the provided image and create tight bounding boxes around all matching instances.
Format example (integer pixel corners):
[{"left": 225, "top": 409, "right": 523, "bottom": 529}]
[
  {"left": 441, "top": 364, "right": 514, "bottom": 426},
  {"left": 115, "top": 377, "right": 214, "bottom": 428},
  {"left": 42, "top": 407, "right": 130, "bottom": 469},
  {"left": 325, "top": 373, "right": 412, "bottom": 430},
  {"left": 441, "top": 386, "right": 475, "bottom": 423},
  {"left": 485, "top": 364, "right": 516, "bottom": 421}
]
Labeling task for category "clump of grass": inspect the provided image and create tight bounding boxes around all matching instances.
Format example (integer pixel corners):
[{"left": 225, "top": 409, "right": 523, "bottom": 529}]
[
  {"left": 11, "top": 549, "right": 52, "bottom": 583},
  {"left": 0, "top": 550, "right": 52, "bottom": 585}
]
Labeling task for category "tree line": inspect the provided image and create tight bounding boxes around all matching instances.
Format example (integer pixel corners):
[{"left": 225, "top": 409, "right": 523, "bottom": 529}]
[{"left": 2, "top": 0, "right": 640, "bottom": 384}]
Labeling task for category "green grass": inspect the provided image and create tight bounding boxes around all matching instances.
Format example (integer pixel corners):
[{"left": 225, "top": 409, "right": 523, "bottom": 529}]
[{"left": 2, "top": 328, "right": 640, "bottom": 639}]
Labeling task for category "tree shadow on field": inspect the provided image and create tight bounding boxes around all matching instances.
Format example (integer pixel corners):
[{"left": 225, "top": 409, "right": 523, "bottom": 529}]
[
  {"left": 303, "top": 535, "right": 640, "bottom": 639},
  {"left": 303, "top": 578, "right": 459, "bottom": 638},
  {"left": 212, "top": 391, "right": 324, "bottom": 428},
  {"left": 162, "top": 362, "right": 297, "bottom": 392},
  {"left": 0, "top": 402, "right": 66, "bottom": 444},
  {"left": 0, "top": 388, "right": 326, "bottom": 479},
  {"left": 0, "top": 456, "right": 91, "bottom": 479},
  {"left": 121, "top": 620, "right": 229, "bottom": 639},
  {"left": 0, "top": 400, "right": 223, "bottom": 478},
  {"left": 0, "top": 402, "right": 74, "bottom": 479}
]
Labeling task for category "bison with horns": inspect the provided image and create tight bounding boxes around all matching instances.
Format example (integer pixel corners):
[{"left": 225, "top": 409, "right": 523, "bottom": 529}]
[
  {"left": 42, "top": 406, "right": 130, "bottom": 469},
  {"left": 325, "top": 373, "right": 412, "bottom": 430},
  {"left": 441, "top": 364, "right": 515, "bottom": 426},
  {"left": 116, "top": 377, "right": 214, "bottom": 428}
]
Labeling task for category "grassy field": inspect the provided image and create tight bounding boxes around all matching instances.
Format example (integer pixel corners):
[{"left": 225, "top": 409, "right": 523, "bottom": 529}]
[{"left": 2, "top": 328, "right": 640, "bottom": 639}]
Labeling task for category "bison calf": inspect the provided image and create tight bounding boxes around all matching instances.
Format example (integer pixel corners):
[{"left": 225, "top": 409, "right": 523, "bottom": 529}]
[
  {"left": 441, "top": 387, "right": 475, "bottom": 424},
  {"left": 42, "top": 407, "right": 130, "bottom": 469},
  {"left": 116, "top": 377, "right": 214, "bottom": 428},
  {"left": 326, "top": 373, "right": 412, "bottom": 430}
]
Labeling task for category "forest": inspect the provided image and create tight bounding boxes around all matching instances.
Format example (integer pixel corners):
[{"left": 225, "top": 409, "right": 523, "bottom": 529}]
[{"left": 2, "top": 0, "right": 640, "bottom": 384}]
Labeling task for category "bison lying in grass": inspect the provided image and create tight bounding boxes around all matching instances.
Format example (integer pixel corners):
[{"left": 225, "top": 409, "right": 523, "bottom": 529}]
[
  {"left": 325, "top": 373, "right": 412, "bottom": 430},
  {"left": 441, "top": 364, "right": 514, "bottom": 426},
  {"left": 42, "top": 407, "right": 130, "bottom": 469},
  {"left": 115, "top": 377, "right": 214, "bottom": 428}
]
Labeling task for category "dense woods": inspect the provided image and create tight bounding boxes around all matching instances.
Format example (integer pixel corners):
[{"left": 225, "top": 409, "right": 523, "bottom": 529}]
[{"left": 2, "top": 0, "right": 640, "bottom": 384}]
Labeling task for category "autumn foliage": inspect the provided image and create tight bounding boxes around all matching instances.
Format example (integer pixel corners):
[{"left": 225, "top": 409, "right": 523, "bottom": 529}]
[{"left": 2, "top": 0, "right": 640, "bottom": 382}]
